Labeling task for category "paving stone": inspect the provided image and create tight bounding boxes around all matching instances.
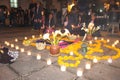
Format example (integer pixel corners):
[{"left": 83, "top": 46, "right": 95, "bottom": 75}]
[
  {"left": 109, "top": 58, "right": 120, "bottom": 69},
  {"left": 10, "top": 57, "right": 47, "bottom": 76},
  {"left": 84, "top": 63, "right": 120, "bottom": 80},
  {"left": 76, "top": 76, "right": 88, "bottom": 80},
  {"left": 28, "top": 65, "right": 75, "bottom": 80},
  {"left": 0, "top": 65, "right": 18, "bottom": 80}
]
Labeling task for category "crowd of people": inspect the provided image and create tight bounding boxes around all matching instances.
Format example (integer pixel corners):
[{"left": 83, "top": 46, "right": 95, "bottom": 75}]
[{"left": 0, "top": 1, "right": 120, "bottom": 36}]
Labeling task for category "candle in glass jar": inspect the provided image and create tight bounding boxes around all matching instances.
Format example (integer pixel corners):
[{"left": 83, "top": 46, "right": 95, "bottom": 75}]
[
  {"left": 94, "top": 37, "right": 97, "bottom": 40},
  {"left": 24, "top": 37, "right": 27, "bottom": 40},
  {"left": 93, "top": 58, "right": 98, "bottom": 63},
  {"left": 108, "top": 58, "right": 112, "bottom": 63},
  {"left": 47, "top": 58, "right": 52, "bottom": 65},
  {"left": 40, "top": 34, "right": 42, "bottom": 38},
  {"left": 70, "top": 51, "right": 74, "bottom": 56},
  {"left": 15, "top": 38, "right": 18, "bottom": 42},
  {"left": 20, "top": 48, "right": 24, "bottom": 52},
  {"left": 85, "top": 62, "right": 91, "bottom": 70},
  {"left": 107, "top": 39, "right": 110, "bottom": 43},
  {"left": 36, "top": 54, "right": 41, "bottom": 60},
  {"left": 61, "top": 65, "right": 66, "bottom": 72},
  {"left": 32, "top": 35, "right": 35, "bottom": 38},
  {"left": 89, "top": 41, "right": 92, "bottom": 44},
  {"left": 116, "top": 40, "right": 119, "bottom": 43},
  {"left": 4, "top": 41, "right": 7, "bottom": 44},
  {"left": 6, "top": 42, "right": 10, "bottom": 46},
  {"left": 77, "top": 68, "right": 83, "bottom": 77},
  {"left": 11, "top": 44, "right": 14, "bottom": 48},
  {"left": 15, "top": 46, "right": 19, "bottom": 50},
  {"left": 27, "top": 51, "right": 31, "bottom": 55},
  {"left": 112, "top": 44, "right": 115, "bottom": 47},
  {"left": 101, "top": 38, "right": 104, "bottom": 40}
]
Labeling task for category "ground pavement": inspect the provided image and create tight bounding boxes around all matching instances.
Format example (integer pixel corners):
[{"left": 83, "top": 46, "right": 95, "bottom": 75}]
[{"left": 0, "top": 26, "right": 120, "bottom": 80}]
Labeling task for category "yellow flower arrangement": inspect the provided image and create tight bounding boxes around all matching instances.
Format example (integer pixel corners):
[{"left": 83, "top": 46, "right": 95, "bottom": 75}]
[
  {"left": 58, "top": 39, "right": 120, "bottom": 67},
  {"left": 23, "top": 35, "right": 120, "bottom": 68}
]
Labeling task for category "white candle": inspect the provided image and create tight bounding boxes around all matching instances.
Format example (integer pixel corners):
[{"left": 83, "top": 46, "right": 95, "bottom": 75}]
[
  {"left": 85, "top": 62, "right": 91, "bottom": 70},
  {"left": 36, "top": 54, "right": 41, "bottom": 60},
  {"left": 107, "top": 39, "right": 110, "bottom": 43},
  {"left": 93, "top": 58, "right": 98, "bottom": 63},
  {"left": 94, "top": 37, "right": 97, "bottom": 40},
  {"left": 47, "top": 58, "right": 52, "bottom": 65},
  {"left": 15, "top": 46, "right": 19, "bottom": 50},
  {"left": 77, "top": 68, "right": 83, "bottom": 77},
  {"left": 112, "top": 44, "right": 115, "bottom": 47},
  {"left": 89, "top": 41, "right": 92, "bottom": 44},
  {"left": 108, "top": 58, "right": 112, "bottom": 63},
  {"left": 24, "top": 37, "right": 27, "bottom": 40},
  {"left": 61, "top": 65, "right": 66, "bottom": 72},
  {"left": 15, "top": 38, "right": 18, "bottom": 42},
  {"left": 20, "top": 48, "right": 24, "bottom": 52},
  {"left": 116, "top": 40, "right": 119, "bottom": 43},
  {"left": 6, "top": 42, "right": 10, "bottom": 46},
  {"left": 27, "top": 51, "right": 31, "bottom": 55},
  {"left": 114, "top": 40, "right": 119, "bottom": 45},
  {"left": 4, "top": 41, "right": 8, "bottom": 45},
  {"left": 101, "top": 38, "right": 104, "bottom": 41},
  {"left": 32, "top": 35, "right": 35, "bottom": 38},
  {"left": 70, "top": 51, "right": 74, "bottom": 56},
  {"left": 40, "top": 34, "right": 42, "bottom": 38},
  {"left": 11, "top": 44, "right": 14, "bottom": 48}
]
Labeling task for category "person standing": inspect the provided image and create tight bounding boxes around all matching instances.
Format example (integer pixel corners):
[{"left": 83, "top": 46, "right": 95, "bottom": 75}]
[{"left": 33, "top": 2, "right": 44, "bottom": 30}]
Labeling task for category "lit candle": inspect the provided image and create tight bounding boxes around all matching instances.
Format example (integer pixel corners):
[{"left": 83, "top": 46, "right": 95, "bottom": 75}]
[
  {"left": 107, "top": 39, "right": 110, "bottom": 43},
  {"left": 40, "top": 34, "right": 42, "bottom": 38},
  {"left": 15, "top": 46, "right": 19, "bottom": 50},
  {"left": 47, "top": 58, "right": 52, "bottom": 65},
  {"left": 101, "top": 38, "right": 104, "bottom": 41},
  {"left": 4, "top": 41, "right": 8, "bottom": 44},
  {"left": 94, "top": 37, "right": 97, "bottom": 40},
  {"left": 24, "top": 37, "right": 27, "bottom": 40},
  {"left": 36, "top": 54, "right": 41, "bottom": 60},
  {"left": 77, "top": 68, "right": 83, "bottom": 77},
  {"left": 89, "top": 41, "right": 92, "bottom": 44},
  {"left": 114, "top": 40, "right": 119, "bottom": 45},
  {"left": 61, "top": 65, "right": 66, "bottom": 71},
  {"left": 112, "top": 44, "right": 115, "bottom": 47},
  {"left": 20, "top": 48, "right": 24, "bottom": 52},
  {"left": 15, "top": 38, "right": 18, "bottom": 42},
  {"left": 32, "top": 35, "right": 35, "bottom": 38},
  {"left": 70, "top": 51, "right": 74, "bottom": 56},
  {"left": 93, "top": 58, "right": 98, "bottom": 63},
  {"left": 85, "top": 62, "right": 91, "bottom": 70},
  {"left": 108, "top": 58, "right": 112, "bottom": 63},
  {"left": 11, "top": 44, "right": 14, "bottom": 48},
  {"left": 27, "top": 51, "right": 31, "bottom": 55},
  {"left": 116, "top": 40, "right": 119, "bottom": 43},
  {"left": 6, "top": 42, "right": 10, "bottom": 46}
]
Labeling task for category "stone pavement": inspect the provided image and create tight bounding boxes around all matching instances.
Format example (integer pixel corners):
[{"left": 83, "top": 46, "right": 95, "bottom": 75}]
[{"left": 0, "top": 26, "right": 120, "bottom": 80}]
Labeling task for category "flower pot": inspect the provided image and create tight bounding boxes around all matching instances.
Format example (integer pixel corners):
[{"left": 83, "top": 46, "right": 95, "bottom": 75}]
[
  {"left": 50, "top": 45, "right": 60, "bottom": 56},
  {"left": 86, "top": 34, "right": 92, "bottom": 40}
]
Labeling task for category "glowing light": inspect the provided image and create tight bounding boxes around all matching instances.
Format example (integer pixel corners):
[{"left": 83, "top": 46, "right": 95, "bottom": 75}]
[
  {"left": 24, "top": 37, "right": 28, "bottom": 40},
  {"left": 36, "top": 54, "right": 41, "bottom": 60},
  {"left": 15, "top": 38, "right": 18, "bottom": 42},
  {"left": 108, "top": 58, "right": 112, "bottom": 63},
  {"left": 70, "top": 51, "right": 74, "bottom": 56},
  {"left": 77, "top": 68, "right": 83, "bottom": 77},
  {"left": 27, "top": 51, "right": 31, "bottom": 55},
  {"left": 61, "top": 65, "right": 66, "bottom": 72},
  {"left": 85, "top": 62, "right": 91, "bottom": 70},
  {"left": 47, "top": 58, "right": 52, "bottom": 65}
]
